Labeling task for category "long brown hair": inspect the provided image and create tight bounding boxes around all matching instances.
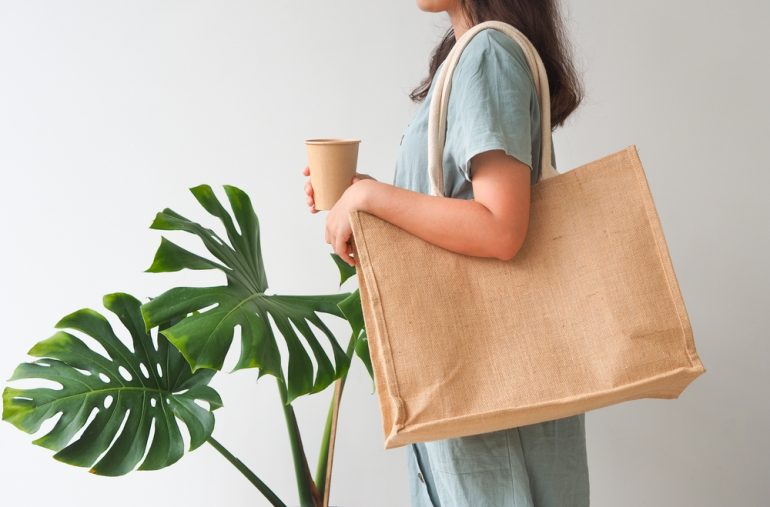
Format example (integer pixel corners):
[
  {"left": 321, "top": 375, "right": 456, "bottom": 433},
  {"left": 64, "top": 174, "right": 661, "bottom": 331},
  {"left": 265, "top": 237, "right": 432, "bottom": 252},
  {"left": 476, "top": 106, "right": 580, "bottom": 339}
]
[{"left": 410, "top": 0, "right": 583, "bottom": 129}]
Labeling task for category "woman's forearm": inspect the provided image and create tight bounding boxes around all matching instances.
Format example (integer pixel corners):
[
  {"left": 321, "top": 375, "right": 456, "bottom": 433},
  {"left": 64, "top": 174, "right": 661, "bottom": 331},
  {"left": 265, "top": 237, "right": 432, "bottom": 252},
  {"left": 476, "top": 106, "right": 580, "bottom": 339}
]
[{"left": 356, "top": 180, "right": 517, "bottom": 260}]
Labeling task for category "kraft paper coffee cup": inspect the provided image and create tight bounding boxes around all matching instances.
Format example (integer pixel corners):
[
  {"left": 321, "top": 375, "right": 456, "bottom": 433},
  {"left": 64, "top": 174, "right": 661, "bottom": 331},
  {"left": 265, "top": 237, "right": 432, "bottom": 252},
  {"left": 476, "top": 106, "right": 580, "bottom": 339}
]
[{"left": 305, "top": 138, "right": 361, "bottom": 211}]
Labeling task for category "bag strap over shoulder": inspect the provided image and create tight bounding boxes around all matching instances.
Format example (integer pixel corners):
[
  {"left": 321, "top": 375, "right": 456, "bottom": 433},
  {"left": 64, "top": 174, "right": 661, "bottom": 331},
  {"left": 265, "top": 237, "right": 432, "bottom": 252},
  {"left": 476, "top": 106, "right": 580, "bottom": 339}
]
[{"left": 427, "top": 20, "right": 559, "bottom": 196}]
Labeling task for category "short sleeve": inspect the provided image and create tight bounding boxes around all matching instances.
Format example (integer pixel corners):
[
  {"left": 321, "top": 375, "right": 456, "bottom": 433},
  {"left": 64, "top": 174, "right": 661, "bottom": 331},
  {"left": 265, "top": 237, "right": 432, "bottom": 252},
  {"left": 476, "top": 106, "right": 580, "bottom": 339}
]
[{"left": 447, "top": 29, "right": 536, "bottom": 183}]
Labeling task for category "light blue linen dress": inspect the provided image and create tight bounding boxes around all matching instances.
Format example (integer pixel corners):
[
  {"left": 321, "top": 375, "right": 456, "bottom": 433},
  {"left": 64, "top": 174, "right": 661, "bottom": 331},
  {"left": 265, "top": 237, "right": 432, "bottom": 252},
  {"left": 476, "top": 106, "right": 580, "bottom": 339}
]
[{"left": 392, "top": 27, "right": 590, "bottom": 506}]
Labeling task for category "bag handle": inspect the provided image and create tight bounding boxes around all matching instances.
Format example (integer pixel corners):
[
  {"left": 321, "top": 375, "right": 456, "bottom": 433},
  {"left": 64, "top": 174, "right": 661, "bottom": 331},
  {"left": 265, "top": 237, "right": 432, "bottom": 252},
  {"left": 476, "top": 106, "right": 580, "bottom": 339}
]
[{"left": 427, "top": 20, "right": 559, "bottom": 197}]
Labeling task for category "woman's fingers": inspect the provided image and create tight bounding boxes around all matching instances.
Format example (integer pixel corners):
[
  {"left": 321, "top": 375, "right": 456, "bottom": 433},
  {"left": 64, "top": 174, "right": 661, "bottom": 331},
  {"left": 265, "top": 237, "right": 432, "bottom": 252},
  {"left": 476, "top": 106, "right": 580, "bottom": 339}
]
[
  {"left": 302, "top": 166, "right": 317, "bottom": 213},
  {"left": 335, "top": 235, "right": 355, "bottom": 266}
]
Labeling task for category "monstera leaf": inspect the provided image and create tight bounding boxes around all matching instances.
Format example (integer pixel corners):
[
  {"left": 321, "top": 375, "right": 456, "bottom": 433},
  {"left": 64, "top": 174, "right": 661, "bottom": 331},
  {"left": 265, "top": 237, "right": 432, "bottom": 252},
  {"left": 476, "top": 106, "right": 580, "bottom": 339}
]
[
  {"left": 2, "top": 292, "right": 222, "bottom": 476},
  {"left": 140, "top": 184, "right": 353, "bottom": 405},
  {"left": 331, "top": 255, "right": 373, "bottom": 385},
  {"left": 338, "top": 289, "right": 372, "bottom": 387}
]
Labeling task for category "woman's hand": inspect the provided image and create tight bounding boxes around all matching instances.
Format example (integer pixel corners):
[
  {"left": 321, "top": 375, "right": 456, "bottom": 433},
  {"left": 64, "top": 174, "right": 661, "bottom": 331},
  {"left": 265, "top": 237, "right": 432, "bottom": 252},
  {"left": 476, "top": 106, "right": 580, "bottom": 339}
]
[
  {"left": 324, "top": 175, "right": 375, "bottom": 267},
  {"left": 302, "top": 166, "right": 376, "bottom": 214}
]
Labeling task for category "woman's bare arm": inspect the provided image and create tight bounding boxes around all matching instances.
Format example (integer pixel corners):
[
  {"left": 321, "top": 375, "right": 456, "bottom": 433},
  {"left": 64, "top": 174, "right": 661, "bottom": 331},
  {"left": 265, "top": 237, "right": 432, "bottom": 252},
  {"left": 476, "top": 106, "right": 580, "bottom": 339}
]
[{"left": 357, "top": 149, "right": 532, "bottom": 261}]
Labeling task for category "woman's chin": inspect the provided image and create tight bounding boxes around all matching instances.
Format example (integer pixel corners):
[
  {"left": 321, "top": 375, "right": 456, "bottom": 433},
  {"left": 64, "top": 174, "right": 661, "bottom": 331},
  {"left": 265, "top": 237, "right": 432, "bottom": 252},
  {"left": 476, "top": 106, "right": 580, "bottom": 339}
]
[{"left": 415, "top": 0, "right": 451, "bottom": 14}]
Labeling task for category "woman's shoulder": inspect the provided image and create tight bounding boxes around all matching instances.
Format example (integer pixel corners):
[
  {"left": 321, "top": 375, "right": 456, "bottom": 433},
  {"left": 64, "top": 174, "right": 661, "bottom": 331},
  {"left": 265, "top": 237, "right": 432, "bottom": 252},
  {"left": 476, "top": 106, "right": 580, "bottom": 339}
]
[{"left": 456, "top": 27, "right": 532, "bottom": 79}]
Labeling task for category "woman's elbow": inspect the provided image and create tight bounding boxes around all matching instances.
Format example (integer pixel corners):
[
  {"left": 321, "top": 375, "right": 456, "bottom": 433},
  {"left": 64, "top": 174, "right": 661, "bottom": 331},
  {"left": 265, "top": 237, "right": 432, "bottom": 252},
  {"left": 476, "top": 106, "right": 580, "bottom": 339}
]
[{"left": 494, "top": 228, "right": 527, "bottom": 261}]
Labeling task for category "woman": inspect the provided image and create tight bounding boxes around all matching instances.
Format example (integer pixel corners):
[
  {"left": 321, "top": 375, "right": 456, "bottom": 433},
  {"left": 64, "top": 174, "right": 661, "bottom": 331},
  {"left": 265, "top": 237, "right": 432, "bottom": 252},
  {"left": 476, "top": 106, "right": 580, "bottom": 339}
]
[{"left": 302, "top": 1, "right": 588, "bottom": 505}]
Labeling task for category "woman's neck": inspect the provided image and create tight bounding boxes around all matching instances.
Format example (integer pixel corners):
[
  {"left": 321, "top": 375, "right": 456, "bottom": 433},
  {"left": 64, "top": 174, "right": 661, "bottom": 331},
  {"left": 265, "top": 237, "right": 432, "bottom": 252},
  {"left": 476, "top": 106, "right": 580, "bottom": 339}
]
[{"left": 447, "top": 7, "right": 472, "bottom": 40}]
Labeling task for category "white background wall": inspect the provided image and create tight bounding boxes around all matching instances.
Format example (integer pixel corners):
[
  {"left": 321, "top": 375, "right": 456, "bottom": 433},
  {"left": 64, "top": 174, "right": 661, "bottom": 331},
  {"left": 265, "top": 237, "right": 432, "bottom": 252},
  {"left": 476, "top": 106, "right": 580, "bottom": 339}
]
[{"left": 1, "top": 1, "right": 767, "bottom": 506}]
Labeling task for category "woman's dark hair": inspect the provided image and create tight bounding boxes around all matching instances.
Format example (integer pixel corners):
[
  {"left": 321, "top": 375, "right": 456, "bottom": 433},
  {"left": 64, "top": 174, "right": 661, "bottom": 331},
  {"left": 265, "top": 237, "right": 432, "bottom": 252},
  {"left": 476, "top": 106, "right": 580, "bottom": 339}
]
[{"left": 410, "top": 0, "right": 583, "bottom": 129}]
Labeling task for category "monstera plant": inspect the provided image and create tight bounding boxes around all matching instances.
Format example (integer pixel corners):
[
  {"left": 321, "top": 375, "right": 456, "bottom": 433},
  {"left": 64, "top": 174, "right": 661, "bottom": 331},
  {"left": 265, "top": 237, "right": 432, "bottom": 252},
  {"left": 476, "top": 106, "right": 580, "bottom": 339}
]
[{"left": 3, "top": 184, "right": 371, "bottom": 507}]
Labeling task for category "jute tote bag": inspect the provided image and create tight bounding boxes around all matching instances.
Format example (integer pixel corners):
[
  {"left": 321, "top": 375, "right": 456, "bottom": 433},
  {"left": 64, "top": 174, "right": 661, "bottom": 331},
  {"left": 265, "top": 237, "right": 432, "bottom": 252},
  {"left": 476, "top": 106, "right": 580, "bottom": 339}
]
[{"left": 348, "top": 20, "right": 706, "bottom": 450}]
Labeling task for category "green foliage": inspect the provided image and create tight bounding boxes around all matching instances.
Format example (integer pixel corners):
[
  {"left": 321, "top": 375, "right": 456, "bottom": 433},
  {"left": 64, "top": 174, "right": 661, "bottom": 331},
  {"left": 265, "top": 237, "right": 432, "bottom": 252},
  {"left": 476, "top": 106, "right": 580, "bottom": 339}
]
[
  {"left": 141, "top": 184, "right": 353, "bottom": 404},
  {"left": 2, "top": 292, "right": 222, "bottom": 476},
  {"left": 332, "top": 253, "right": 373, "bottom": 388},
  {"left": 337, "top": 289, "right": 371, "bottom": 385}
]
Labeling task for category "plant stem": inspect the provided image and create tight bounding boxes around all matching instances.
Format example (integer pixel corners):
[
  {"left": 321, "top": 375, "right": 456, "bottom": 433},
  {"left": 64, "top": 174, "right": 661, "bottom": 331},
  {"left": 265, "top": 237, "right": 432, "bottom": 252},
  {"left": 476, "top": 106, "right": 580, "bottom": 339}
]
[
  {"left": 315, "top": 331, "right": 357, "bottom": 501},
  {"left": 322, "top": 377, "right": 344, "bottom": 507},
  {"left": 278, "top": 378, "right": 322, "bottom": 507},
  {"left": 315, "top": 390, "right": 336, "bottom": 499},
  {"left": 207, "top": 436, "right": 286, "bottom": 507}
]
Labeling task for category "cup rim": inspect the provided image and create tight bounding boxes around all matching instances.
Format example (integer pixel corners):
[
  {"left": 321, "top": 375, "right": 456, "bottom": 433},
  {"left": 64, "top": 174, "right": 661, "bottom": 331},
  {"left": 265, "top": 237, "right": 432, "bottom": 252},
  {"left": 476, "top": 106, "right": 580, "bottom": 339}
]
[{"left": 305, "top": 138, "right": 361, "bottom": 145}]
